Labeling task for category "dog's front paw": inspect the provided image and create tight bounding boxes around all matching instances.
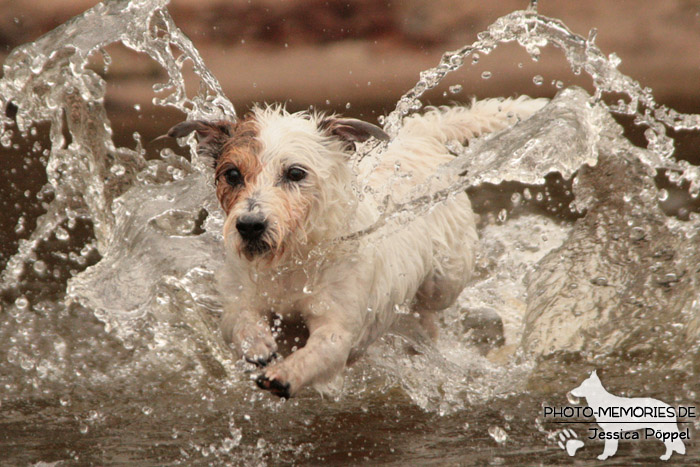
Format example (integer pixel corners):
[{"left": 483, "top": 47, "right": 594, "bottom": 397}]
[
  {"left": 239, "top": 327, "right": 278, "bottom": 366},
  {"left": 256, "top": 364, "right": 301, "bottom": 398},
  {"left": 223, "top": 318, "right": 278, "bottom": 366},
  {"left": 245, "top": 351, "right": 278, "bottom": 367},
  {"left": 256, "top": 374, "right": 291, "bottom": 399}
]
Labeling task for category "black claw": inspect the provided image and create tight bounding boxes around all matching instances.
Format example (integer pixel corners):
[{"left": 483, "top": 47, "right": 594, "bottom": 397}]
[
  {"left": 5, "top": 101, "right": 18, "bottom": 120},
  {"left": 244, "top": 352, "right": 278, "bottom": 367},
  {"left": 256, "top": 375, "right": 291, "bottom": 399}
]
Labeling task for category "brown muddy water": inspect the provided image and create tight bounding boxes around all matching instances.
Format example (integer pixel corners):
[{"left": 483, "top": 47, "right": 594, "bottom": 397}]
[{"left": 1, "top": 1, "right": 699, "bottom": 465}]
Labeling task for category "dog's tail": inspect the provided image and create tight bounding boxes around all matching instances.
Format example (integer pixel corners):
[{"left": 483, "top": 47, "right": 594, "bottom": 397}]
[{"left": 398, "top": 95, "right": 548, "bottom": 144}]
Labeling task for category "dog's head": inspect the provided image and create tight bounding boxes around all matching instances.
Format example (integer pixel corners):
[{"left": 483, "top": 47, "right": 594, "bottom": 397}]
[
  {"left": 569, "top": 370, "right": 602, "bottom": 399},
  {"left": 167, "top": 106, "right": 388, "bottom": 263}
]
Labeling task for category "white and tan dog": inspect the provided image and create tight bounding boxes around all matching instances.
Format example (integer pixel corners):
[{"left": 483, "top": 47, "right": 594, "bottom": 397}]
[{"left": 168, "top": 97, "right": 545, "bottom": 397}]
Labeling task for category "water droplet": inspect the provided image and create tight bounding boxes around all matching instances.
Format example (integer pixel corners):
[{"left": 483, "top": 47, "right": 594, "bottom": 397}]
[
  {"left": 449, "top": 84, "right": 463, "bottom": 94},
  {"left": 481, "top": 71, "right": 492, "bottom": 80},
  {"left": 471, "top": 54, "right": 480, "bottom": 64},
  {"left": 228, "top": 427, "right": 243, "bottom": 446},
  {"left": 657, "top": 189, "right": 668, "bottom": 201},
  {"left": 110, "top": 164, "right": 126, "bottom": 176},
  {"left": 19, "top": 355, "right": 34, "bottom": 371},
  {"left": 532, "top": 75, "right": 543, "bottom": 86},
  {"left": 59, "top": 396, "right": 71, "bottom": 406},
  {"left": 510, "top": 192, "right": 522, "bottom": 205},
  {"left": 523, "top": 188, "right": 532, "bottom": 200},
  {"left": 15, "top": 296, "right": 29, "bottom": 309},
  {"left": 488, "top": 426, "right": 508, "bottom": 444},
  {"left": 591, "top": 276, "right": 608, "bottom": 286},
  {"left": 221, "top": 437, "right": 236, "bottom": 451},
  {"left": 142, "top": 406, "right": 153, "bottom": 415},
  {"left": 497, "top": 209, "right": 508, "bottom": 223},
  {"left": 55, "top": 227, "right": 70, "bottom": 241},
  {"left": 256, "top": 438, "right": 267, "bottom": 450},
  {"left": 447, "top": 53, "right": 463, "bottom": 67},
  {"left": 345, "top": 102, "right": 352, "bottom": 109},
  {"left": 33, "top": 260, "right": 47, "bottom": 275},
  {"left": 79, "top": 424, "right": 89, "bottom": 434},
  {"left": 660, "top": 273, "right": 678, "bottom": 284},
  {"left": 1, "top": 131, "right": 13, "bottom": 147}
]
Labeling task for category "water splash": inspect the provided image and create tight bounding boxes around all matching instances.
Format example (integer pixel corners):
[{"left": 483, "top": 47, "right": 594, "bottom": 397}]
[
  {"left": 0, "top": 0, "right": 698, "bottom": 419},
  {"left": 0, "top": 0, "right": 233, "bottom": 291},
  {"left": 2, "top": 2, "right": 700, "bottom": 464},
  {"left": 0, "top": 0, "right": 241, "bottom": 391},
  {"left": 355, "top": 9, "right": 700, "bottom": 238}
]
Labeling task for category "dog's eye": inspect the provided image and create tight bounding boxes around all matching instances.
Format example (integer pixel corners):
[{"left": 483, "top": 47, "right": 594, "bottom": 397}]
[
  {"left": 224, "top": 167, "right": 243, "bottom": 187},
  {"left": 285, "top": 166, "right": 307, "bottom": 182}
]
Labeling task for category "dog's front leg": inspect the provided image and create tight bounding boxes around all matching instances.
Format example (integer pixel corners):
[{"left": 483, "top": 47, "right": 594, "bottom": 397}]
[
  {"left": 257, "top": 317, "right": 354, "bottom": 398},
  {"left": 221, "top": 307, "right": 278, "bottom": 367}
]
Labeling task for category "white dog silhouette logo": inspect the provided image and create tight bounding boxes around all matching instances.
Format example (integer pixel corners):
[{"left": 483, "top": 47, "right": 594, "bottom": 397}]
[{"left": 570, "top": 371, "right": 687, "bottom": 461}]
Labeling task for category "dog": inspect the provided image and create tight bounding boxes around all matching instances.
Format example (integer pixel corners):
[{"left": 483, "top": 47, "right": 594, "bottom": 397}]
[
  {"left": 167, "top": 96, "right": 546, "bottom": 398},
  {"left": 570, "top": 370, "right": 687, "bottom": 461}
]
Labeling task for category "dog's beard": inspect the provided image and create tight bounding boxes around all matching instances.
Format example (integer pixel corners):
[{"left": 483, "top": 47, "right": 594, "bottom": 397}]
[
  {"left": 240, "top": 238, "right": 272, "bottom": 261},
  {"left": 236, "top": 227, "right": 285, "bottom": 262}
]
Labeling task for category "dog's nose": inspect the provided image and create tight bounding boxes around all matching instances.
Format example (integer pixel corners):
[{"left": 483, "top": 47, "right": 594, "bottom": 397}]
[{"left": 236, "top": 214, "right": 267, "bottom": 240}]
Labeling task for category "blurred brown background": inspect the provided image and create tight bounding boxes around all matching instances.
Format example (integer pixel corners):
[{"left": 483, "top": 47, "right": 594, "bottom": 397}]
[
  {"left": 2, "top": 0, "right": 700, "bottom": 125},
  {"left": 1, "top": 0, "right": 700, "bottom": 267}
]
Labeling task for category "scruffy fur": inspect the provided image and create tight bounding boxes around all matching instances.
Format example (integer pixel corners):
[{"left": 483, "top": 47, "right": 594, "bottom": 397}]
[{"left": 169, "top": 96, "right": 547, "bottom": 397}]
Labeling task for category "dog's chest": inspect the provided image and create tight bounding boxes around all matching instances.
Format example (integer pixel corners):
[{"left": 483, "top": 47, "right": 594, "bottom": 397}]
[{"left": 251, "top": 267, "right": 313, "bottom": 314}]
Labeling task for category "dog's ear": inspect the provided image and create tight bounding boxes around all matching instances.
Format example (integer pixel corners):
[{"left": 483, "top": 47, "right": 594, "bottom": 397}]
[
  {"left": 319, "top": 117, "right": 389, "bottom": 146},
  {"left": 164, "top": 120, "right": 234, "bottom": 167}
]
